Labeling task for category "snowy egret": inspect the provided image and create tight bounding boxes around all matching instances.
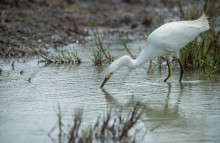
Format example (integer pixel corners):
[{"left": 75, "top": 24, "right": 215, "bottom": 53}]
[{"left": 100, "top": 13, "right": 210, "bottom": 88}]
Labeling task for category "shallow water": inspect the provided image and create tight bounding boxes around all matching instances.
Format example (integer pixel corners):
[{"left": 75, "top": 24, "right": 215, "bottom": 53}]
[{"left": 0, "top": 41, "right": 220, "bottom": 143}]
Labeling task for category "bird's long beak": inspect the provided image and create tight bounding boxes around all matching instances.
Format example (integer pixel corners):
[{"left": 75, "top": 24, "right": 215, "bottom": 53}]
[{"left": 100, "top": 72, "right": 112, "bottom": 88}]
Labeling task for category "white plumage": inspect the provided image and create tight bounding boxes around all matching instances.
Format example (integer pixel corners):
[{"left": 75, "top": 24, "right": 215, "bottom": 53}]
[{"left": 100, "top": 13, "right": 210, "bottom": 88}]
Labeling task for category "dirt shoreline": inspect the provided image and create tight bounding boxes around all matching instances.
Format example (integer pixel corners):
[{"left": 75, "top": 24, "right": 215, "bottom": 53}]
[{"left": 0, "top": 0, "right": 185, "bottom": 58}]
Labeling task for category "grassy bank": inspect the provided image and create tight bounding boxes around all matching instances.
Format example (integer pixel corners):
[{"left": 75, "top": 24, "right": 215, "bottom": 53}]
[{"left": 179, "top": 0, "right": 220, "bottom": 74}]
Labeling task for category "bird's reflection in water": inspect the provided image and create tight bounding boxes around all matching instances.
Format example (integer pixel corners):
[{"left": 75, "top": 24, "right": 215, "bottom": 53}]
[
  {"left": 163, "top": 82, "right": 172, "bottom": 112},
  {"left": 162, "top": 82, "right": 184, "bottom": 118},
  {"left": 102, "top": 87, "right": 142, "bottom": 109},
  {"left": 101, "top": 88, "right": 120, "bottom": 108},
  {"left": 101, "top": 82, "right": 186, "bottom": 129}
]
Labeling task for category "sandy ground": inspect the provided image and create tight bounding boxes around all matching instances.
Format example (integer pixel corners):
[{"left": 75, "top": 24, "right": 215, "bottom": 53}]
[{"left": 0, "top": 0, "right": 188, "bottom": 58}]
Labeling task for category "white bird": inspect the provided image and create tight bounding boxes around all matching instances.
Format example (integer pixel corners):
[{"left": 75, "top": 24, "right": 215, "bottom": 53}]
[{"left": 100, "top": 13, "right": 210, "bottom": 88}]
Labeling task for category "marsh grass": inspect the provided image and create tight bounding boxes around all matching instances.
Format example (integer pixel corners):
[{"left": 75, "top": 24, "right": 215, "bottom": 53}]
[
  {"left": 91, "top": 30, "right": 137, "bottom": 66},
  {"left": 49, "top": 102, "right": 146, "bottom": 143},
  {"left": 49, "top": 49, "right": 81, "bottom": 65},
  {"left": 178, "top": 0, "right": 220, "bottom": 74},
  {"left": 119, "top": 36, "right": 135, "bottom": 59},
  {"left": 27, "top": 42, "right": 81, "bottom": 65},
  {"left": 27, "top": 42, "right": 53, "bottom": 63},
  {"left": 91, "top": 29, "right": 113, "bottom": 66},
  {"left": 91, "top": 28, "right": 139, "bottom": 68},
  {"left": 180, "top": 29, "right": 220, "bottom": 74}
]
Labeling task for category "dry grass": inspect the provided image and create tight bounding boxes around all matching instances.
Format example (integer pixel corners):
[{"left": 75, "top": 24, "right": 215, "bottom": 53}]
[
  {"left": 49, "top": 102, "right": 146, "bottom": 143},
  {"left": 27, "top": 42, "right": 81, "bottom": 65}
]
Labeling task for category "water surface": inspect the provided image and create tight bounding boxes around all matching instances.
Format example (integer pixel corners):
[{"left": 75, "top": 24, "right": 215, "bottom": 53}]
[{"left": 0, "top": 41, "right": 220, "bottom": 143}]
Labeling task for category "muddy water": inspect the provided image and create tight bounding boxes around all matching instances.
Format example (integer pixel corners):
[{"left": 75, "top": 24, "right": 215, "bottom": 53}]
[{"left": 0, "top": 41, "right": 220, "bottom": 143}]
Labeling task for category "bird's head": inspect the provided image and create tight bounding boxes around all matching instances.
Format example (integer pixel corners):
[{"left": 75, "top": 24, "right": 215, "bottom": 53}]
[
  {"left": 100, "top": 55, "right": 133, "bottom": 88},
  {"left": 100, "top": 72, "right": 113, "bottom": 88},
  {"left": 100, "top": 57, "right": 122, "bottom": 88}
]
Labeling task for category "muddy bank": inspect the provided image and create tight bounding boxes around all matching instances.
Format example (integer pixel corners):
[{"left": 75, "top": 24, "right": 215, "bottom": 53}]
[{"left": 0, "top": 0, "right": 205, "bottom": 58}]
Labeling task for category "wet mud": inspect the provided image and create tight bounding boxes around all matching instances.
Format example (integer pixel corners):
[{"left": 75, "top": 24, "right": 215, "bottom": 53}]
[{"left": 0, "top": 0, "right": 185, "bottom": 58}]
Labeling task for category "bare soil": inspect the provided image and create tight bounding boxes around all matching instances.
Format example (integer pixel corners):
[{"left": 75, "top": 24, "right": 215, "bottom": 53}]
[{"left": 0, "top": 0, "right": 179, "bottom": 58}]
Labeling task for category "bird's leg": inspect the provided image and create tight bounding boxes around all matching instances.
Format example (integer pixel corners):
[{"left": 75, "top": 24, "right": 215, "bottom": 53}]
[
  {"left": 178, "top": 59, "right": 184, "bottom": 82},
  {"left": 164, "top": 60, "right": 172, "bottom": 82}
]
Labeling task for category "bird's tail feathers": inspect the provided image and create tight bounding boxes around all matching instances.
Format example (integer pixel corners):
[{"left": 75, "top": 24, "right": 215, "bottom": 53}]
[{"left": 195, "top": 12, "right": 210, "bottom": 30}]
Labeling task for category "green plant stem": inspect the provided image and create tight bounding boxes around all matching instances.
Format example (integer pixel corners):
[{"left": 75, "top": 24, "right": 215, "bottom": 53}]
[{"left": 119, "top": 36, "right": 135, "bottom": 59}]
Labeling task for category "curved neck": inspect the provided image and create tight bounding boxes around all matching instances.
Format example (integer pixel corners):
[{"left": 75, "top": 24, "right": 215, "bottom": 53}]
[
  {"left": 129, "top": 48, "right": 152, "bottom": 69},
  {"left": 128, "top": 58, "right": 144, "bottom": 69},
  {"left": 109, "top": 46, "right": 154, "bottom": 72}
]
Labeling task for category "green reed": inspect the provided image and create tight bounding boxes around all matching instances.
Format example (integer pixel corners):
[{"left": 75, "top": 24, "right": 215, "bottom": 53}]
[
  {"left": 180, "top": 29, "right": 220, "bottom": 74},
  {"left": 91, "top": 29, "right": 113, "bottom": 66},
  {"left": 179, "top": 0, "right": 220, "bottom": 74}
]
